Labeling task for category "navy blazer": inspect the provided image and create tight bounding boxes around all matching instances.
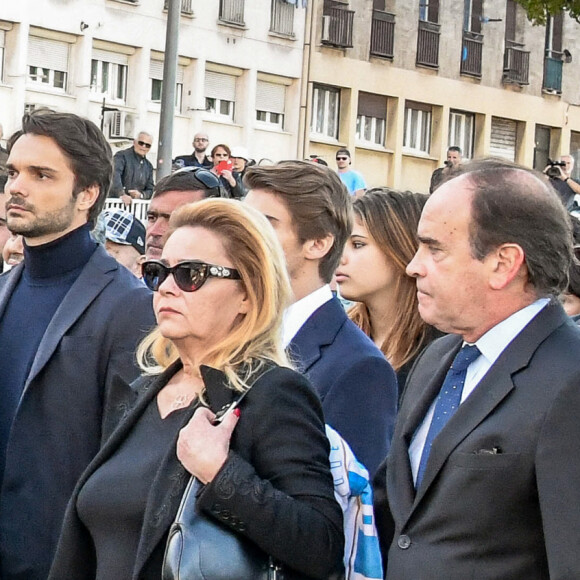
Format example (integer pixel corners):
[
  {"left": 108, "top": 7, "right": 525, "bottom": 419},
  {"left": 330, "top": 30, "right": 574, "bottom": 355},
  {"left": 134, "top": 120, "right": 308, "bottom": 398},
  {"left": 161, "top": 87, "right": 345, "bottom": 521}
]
[
  {"left": 0, "top": 245, "right": 155, "bottom": 580},
  {"left": 374, "top": 301, "right": 580, "bottom": 579},
  {"left": 289, "top": 297, "right": 398, "bottom": 477}
]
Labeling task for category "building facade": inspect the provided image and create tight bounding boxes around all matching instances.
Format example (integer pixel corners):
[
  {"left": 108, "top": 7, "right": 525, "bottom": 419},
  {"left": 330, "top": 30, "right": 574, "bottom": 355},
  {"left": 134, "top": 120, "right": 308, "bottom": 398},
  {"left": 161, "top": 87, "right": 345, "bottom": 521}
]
[
  {"left": 0, "top": 0, "right": 306, "bottom": 164},
  {"left": 301, "top": 0, "right": 580, "bottom": 192}
]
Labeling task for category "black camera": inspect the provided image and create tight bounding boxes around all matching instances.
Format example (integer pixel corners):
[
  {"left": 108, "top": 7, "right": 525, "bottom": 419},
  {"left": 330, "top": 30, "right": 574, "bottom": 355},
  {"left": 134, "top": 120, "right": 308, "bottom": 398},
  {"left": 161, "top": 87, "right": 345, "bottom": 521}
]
[{"left": 546, "top": 159, "right": 567, "bottom": 179}]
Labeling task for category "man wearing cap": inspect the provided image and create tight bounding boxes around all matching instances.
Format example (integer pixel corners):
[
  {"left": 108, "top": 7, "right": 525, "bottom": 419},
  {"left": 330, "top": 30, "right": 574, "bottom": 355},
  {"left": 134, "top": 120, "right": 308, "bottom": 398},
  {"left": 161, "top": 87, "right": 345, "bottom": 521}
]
[
  {"left": 145, "top": 167, "right": 223, "bottom": 259},
  {"left": 335, "top": 148, "right": 366, "bottom": 198},
  {"left": 110, "top": 131, "right": 155, "bottom": 204},
  {"left": 231, "top": 146, "right": 252, "bottom": 197},
  {"left": 173, "top": 132, "right": 212, "bottom": 169},
  {"left": 103, "top": 209, "right": 146, "bottom": 277}
]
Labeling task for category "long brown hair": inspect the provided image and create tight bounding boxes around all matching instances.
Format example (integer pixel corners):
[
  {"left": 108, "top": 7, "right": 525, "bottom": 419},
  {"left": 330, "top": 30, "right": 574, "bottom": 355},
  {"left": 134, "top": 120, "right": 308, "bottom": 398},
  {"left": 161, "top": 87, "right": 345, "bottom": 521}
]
[{"left": 348, "top": 188, "right": 428, "bottom": 371}]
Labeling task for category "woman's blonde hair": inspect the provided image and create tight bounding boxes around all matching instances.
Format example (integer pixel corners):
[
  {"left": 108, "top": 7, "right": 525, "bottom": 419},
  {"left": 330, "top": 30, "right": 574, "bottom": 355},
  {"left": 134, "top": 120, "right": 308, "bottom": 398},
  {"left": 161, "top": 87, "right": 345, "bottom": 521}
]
[
  {"left": 348, "top": 189, "right": 428, "bottom": 371},
  {"left": 137, "top": 198, "right": 292, "bottom": 391}
]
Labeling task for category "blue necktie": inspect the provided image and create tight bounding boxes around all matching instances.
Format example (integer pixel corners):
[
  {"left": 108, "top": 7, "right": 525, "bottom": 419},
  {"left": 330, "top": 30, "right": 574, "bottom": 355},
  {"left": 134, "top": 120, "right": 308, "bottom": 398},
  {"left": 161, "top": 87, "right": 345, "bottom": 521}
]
[{"left": 415, "top": 344, "right": 481, "bottom": 488}]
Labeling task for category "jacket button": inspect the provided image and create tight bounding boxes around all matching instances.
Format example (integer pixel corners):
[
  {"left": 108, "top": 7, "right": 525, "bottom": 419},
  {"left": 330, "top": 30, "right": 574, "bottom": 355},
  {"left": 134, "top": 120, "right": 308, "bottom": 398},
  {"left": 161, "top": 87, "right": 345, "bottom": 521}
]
[{"left": 397, "top": 534, "right": 411, "bottom": 549}]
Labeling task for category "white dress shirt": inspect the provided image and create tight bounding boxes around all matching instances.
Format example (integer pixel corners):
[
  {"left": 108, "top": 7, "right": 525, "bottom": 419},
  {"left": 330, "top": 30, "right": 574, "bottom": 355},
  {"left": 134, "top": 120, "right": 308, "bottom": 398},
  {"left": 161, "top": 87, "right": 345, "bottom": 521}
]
[
  {"left": 282, "top": 285, "right": 333, "bottom": 348},
  {"left": 408, "top": 298, "right": 550, "bottom": 484}
]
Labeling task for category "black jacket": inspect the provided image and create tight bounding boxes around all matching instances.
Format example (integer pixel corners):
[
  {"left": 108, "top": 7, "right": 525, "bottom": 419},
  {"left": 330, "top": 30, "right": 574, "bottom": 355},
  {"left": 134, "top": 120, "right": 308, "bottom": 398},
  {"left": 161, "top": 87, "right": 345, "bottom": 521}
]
[
  {"left": 111, "top": 147, "right": 155, "bottom": 199},
  {"left": 49, "top": 362, "right": 344, "bottom": 580}
]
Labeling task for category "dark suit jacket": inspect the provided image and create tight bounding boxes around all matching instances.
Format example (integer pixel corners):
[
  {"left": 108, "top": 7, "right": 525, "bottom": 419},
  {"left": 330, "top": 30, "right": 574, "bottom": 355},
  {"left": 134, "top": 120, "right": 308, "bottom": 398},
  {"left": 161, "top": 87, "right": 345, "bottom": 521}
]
[
  {"left": 0, "top": 246, "right": 155, "bottom": 580},
  {"left": 289, "top": 297, "right": 398, "bottom": 477},
  {"left": 49, "top": 362, "right": 344, "bottom": 580},
  {"left": 374, "top": 301, "right": 580, "bottom": 580}
]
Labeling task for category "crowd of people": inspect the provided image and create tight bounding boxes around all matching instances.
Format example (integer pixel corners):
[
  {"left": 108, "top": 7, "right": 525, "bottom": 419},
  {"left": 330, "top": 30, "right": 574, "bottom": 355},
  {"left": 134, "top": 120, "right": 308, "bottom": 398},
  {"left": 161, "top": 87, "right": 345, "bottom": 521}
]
[{"left": 0, "top": 108, "right": 580, "bottom": 580}]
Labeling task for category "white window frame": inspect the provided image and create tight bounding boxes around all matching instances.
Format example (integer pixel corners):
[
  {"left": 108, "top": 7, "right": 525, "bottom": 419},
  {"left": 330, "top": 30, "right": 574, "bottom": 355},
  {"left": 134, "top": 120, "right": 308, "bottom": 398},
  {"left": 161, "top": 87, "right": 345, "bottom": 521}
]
[
  {"left": 448, "top": 110, "right": 474, "bottom": 159},
  {"left": 150, "top": 60, "right": 184, "bottom": 113},
  {"left": 356, "top": 115, "right": 386, "bottom": 146},
  {"left": 90, "top": 59, "right": 128, "bottom": 103},
  {"left": 311, "top": 85, "right": 340, "bottom": 140},
  {"left": 205, "top": 70, "right": 236, "bottom": 122},
  {"left": 27, "top": 36, "right": 69, "bottom": 92},
  {"left": 403, "top": 104, "right": 432, "bottom": 154}
]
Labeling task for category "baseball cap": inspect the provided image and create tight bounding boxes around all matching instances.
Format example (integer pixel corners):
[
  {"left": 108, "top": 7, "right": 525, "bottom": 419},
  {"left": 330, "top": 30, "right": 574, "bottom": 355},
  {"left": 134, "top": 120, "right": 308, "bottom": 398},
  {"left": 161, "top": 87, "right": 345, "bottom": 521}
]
[
  {"left": 230, "top": 146, "right": 250, "bottom": 161},
  {"left": 103, "top": 209, "right": 146, "bottom": 255}
]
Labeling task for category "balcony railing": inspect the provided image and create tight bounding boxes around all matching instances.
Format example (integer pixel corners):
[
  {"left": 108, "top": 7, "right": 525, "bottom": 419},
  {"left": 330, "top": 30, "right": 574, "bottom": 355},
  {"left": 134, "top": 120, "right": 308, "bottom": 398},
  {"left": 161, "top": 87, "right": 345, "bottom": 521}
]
[
  {"left": 219, "top": 0, "right": 245, "bottom": 26},
  {"left": 270, "top": 0, "right": 294, "bottom": 36},
  {"left": 460, "top": 31, "right": 483, "bottom": 77},
  {"left": 543, "top": 51, "right": 563, "bottom": 93},
  {"left": 370, "top": 10, "right": 395, "bottom": 59},
  {"left": 503, "top": 42, "right": 530, "bottom": 85},
  {"left": 321, "top": 7, "right": 355, "bottom": 48},
  {"left": 416, "top": 20, "right": 440, "bottom": 68},
  {"left": 163, "top": 0, "right": 193, "bottom": 14}
]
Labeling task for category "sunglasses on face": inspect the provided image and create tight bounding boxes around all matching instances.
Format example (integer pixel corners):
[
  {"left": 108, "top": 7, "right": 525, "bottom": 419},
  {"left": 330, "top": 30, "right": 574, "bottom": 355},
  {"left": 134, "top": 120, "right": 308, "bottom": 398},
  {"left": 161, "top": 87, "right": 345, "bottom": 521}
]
[
  {"left": 138, "top": 141, "right": 152, "bottom": 148},
  {"left": 336, "top": 156, "right": 349, "bottom": 161},
  {"left": 141, "top": 260, "right": 241, "bottom": 292}
]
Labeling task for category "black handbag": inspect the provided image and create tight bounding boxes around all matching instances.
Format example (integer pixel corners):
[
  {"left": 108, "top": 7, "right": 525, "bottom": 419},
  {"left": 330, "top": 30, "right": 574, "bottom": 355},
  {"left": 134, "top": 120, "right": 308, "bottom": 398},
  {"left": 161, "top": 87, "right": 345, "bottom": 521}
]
[{"left": 162, "top": 476, "right": 283, "bottom": 580}]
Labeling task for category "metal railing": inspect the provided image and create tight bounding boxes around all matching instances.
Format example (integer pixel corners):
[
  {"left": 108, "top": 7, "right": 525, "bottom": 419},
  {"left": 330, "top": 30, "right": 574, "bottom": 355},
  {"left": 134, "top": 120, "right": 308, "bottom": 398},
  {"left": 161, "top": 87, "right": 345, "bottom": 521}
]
[
  {"left": 416, "top": 20, "right": 440, "bottom": 68},
  {"left": 270, "top": 0, "right": 294, "bottom": 36},
  {"left": 104, "top": 199, "right": 150, "bottom": 225},
  {"left": 163, "top": 0, "right": 193, "bottom": 14},
  {"left": 503, "top": 43, "right": 530, "bottom": 85},
  {"left": 543, "top": 52, "right": 563, "bottom": 93},
  {"left": 322, "top": 7, "right": 355, "bottom": 48},
  {"left": 460, "top": 31, "right": 483, "bottom": 77},
  {"left": 219, "top": 0, "right": 245, "bottom": 25},
  {"left": 370, "top": 10, "right": 395, "bottom": 59}
]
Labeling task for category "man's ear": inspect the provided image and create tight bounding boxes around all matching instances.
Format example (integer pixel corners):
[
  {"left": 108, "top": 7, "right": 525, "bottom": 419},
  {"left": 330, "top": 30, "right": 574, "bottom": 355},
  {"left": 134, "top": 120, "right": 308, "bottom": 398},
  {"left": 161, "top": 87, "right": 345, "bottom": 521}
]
[
  {"left": 76, "top": 185, "right": 100, "bottom": 212},
  {"left": 488, "top": 243, "right": 526, "bottom": 290},
  {"left": 303, "top": 234, "right": 335, "bottom": 261}
]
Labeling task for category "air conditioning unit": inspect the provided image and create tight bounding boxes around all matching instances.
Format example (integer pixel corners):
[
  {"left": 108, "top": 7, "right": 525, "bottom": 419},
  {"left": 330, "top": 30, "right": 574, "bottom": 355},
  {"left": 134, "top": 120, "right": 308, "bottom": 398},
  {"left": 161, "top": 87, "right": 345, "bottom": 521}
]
[
  {"left": 321, "top": 15, "right": 331, "bottom": 42},
  {"left": 108, "top": 111, "right": 135, "bottom": 139}
]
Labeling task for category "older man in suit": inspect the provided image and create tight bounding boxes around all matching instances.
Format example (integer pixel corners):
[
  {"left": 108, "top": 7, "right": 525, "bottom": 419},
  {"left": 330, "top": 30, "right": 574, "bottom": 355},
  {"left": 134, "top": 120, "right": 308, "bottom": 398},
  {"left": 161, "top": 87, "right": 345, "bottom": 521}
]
[
  {"left": 244, "top": 160, "right": 397, "bottom": 477},
  {"left": 374, "top": 158, "right": 580, "bottom": 579},
  {"left": 0, "top": 110, "right": 155, "bottom": 580}
]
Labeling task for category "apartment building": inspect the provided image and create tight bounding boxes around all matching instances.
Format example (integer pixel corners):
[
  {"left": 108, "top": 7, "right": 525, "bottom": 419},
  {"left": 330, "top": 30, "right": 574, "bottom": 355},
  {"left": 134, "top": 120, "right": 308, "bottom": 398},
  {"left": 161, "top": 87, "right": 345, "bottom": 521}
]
[
  {"left": 0, "top": 0, "right": 306, "bottom": 163},
  {"left": 300, "top": 0, "right": 580, "bottom": 192}
]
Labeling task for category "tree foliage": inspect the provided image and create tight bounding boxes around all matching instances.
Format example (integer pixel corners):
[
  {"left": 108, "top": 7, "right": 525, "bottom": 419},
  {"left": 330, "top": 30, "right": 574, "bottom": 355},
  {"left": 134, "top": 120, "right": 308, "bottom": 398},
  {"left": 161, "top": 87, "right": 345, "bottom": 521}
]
[{"left": 514, "top": 0, "right": 580, "bottom": 24}]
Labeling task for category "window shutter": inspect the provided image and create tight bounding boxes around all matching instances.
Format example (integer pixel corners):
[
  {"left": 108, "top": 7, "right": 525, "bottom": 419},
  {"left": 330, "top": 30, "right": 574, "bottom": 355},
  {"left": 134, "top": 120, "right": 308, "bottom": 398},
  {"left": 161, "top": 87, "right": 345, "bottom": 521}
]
[
  {"left": 149, "top": 60, "right": 164, "bottom": 80},
  {"left": 205, "top": 70, "right": 236, "bottom": 101},
  {"left": 471, "top": 0, "right": 483, "bottom": 33},
  {"left": 28, "top": 36, "right": 69, "bottom": 71},
  {"left": 256, "top": 80, "right": 285, "bottom": 113},
  {"left": 92, "top": 49, "right": 128, "bottom": 66},
  {"left": 0, "top": 31, "right": 5, "bottom": 47},
  {"left": 428, "top": 0, "right": 439, "bottom": 24},
  {"left": 552, "top": 13, "right": 563, "bottom": 53},
  {"left": 358, "top": 92, "right": 387, "bottom": 119},
  {"left": 505, "top": 0, "right": 516, "bottom": 42}
]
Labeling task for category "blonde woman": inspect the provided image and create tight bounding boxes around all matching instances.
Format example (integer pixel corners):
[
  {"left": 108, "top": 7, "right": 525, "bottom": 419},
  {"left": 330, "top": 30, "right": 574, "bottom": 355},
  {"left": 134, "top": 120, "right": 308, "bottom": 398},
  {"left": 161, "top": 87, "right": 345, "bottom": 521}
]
[
  {"left": 50, "top": 199, "right": 343, "bottom": 580},
  {"left": 336, "top": 188, "right": 439, "bottom": 393}
]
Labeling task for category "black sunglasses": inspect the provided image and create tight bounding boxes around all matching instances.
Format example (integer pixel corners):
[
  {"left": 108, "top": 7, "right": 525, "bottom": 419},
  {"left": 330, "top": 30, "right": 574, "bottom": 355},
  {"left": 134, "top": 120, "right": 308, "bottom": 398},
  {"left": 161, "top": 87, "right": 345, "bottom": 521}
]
[
  {"left": 173, "top": 166, "right": 221, "bottom": 192},
  {"left": 336, "top": 156, "right": 349, "bottom": 161},
  {"left": 138, "top": 141, "right": 152, "bottom": 148},
  {"left": 142, "top": 260, "right": 241, "bottom": 292}
]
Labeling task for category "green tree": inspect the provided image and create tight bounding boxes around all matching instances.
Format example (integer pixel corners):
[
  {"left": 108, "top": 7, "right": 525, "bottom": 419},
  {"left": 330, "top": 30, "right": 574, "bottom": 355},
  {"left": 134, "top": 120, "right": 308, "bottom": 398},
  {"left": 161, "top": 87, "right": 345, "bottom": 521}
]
[{"left": 515, "top": 0, "right": 580, "bottom": 24}]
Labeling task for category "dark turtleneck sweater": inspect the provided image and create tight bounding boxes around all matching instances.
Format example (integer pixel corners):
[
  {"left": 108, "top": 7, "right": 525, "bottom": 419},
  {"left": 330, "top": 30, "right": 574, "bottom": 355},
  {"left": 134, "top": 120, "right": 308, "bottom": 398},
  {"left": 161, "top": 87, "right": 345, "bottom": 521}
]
[{"left": 0, "top": 223, "right": 97, "bottom": 488}]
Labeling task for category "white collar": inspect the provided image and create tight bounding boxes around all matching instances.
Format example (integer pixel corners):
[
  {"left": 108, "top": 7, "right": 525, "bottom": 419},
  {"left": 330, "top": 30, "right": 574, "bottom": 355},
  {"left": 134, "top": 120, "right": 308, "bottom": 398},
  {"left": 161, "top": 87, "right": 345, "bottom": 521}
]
[{"left": 282, "top": 285, "right": 333, "bottom": 347}]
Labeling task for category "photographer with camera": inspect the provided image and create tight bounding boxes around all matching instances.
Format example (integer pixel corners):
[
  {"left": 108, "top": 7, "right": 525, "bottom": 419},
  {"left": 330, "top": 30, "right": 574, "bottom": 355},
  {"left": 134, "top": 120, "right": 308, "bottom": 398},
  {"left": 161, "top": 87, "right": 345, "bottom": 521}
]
[
  {"left": 429, "top": 146, "right": 462, "bottom": 193},
  {"left": 544, "top": 155, "right": 580, "bottom": 211}
]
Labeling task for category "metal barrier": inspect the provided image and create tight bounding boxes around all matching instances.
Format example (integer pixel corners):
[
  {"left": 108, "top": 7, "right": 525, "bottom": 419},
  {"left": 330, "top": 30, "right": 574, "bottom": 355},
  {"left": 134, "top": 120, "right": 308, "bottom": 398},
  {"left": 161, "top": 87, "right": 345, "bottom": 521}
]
[{"left": 103, "top": 199, "right": 150, "bottom": 225}]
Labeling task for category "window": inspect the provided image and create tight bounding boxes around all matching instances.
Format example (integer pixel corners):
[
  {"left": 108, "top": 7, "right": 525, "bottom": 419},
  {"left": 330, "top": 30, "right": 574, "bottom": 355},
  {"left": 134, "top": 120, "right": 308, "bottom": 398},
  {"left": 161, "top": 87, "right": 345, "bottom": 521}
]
[
  {"left": 356, "top": 92, "right": 386, "bottom": 146},
  {"left": 448, "top": 110, "right": 474, "bottom": 159},
  {"left": 419, "top": 0, "right": 439, "bottom": 23},
  {"left": 219, "top": 0, "right": 245, "bottom": 25},
  {"left": 463, "top": 0, "right": 482, "bottom": 33},
  {"left": 27, "top": 36, "right": 69, "bottom": 91},
  {"left": 205, "top": 70, "right": 236, "bottom": 121},
  {"left": 150, "top": 59, "right": 184, "bottom": 112},
  {"left": 90, "top": 50, "right": 128, "bottom": 102},
  {"left": 256, "top": 80, "right": 285, "bottom": 129},
  {"left": 0, "top": 30, "right": 4, "bottom": 83},
  {"left": 403, "top": 102, "right": 431, "bottom": 154},
  {"left": 270, "top": 0, "right": 294, "bottom": 36},
  {"left": 311, "top": 85, "right": 340, "bottom": 140}
]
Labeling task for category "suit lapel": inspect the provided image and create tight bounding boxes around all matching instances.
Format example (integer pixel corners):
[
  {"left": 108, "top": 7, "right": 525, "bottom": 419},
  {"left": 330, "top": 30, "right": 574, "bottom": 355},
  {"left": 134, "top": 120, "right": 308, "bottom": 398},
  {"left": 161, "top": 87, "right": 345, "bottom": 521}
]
[
  {"left": 23, "top": 247, "right": 116, "bottom": 392},
  {"left": 288, "top": 297, "right": 345, "bottom": 372},
  {"left": 0, "top": 265, "right": 23, "bottom": 319},
  {"left": 408, "top": 301, "right": 569, "bottom": 514}
]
